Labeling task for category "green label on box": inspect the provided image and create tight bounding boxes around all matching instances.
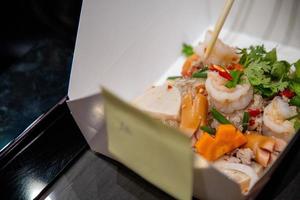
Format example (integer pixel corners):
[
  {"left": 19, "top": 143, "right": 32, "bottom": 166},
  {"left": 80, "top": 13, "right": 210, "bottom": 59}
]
[{"left": 102, "top": 88, "right": 193, "bottom": 200}]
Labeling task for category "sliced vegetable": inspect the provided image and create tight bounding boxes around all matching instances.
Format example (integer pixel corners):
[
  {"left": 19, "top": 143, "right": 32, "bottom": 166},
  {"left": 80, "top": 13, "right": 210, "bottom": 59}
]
[
  {"left": 200, "top": 126, "right": 216, "bottom": 135},
  {"left": 182, "top": 43, "right": 194, "bottom": 57},
  {"left": 181, "top": 54, "right": 200, "bottom": 77},
  {"left": 279, "top": 88, "right": 295, "bottom": 99},
  {"left": 195, "top": 124, "right": 247, "bottom": 161},
  {"left": 167, "top": 76, "right": 182, "bottom": 80},
  {"left": 225, "top": 70, "right": 243, "bottom": 88},
  {"left": 226, "top": 63, "right": 244, "bottom": 71},
  {"left": 180, "top": 92, "right": 208, "bottom": 136},
  {"left": 192, "top": 72, "right": 207, "bottom": 78},
  {"left": 211, "top": 108, "right": 231, "bottom": 124},
  {"left": 247, "top": 109, "right": 261, "bottom": 117},
  {"left": 192, "top": 67, "right": 208, "bottom": 78},
  {"left": 209, "top": 64, "right": 233, "bottom": 80},
  {"left": 242, "top": 112, "right": 250, "bottom": 132}
]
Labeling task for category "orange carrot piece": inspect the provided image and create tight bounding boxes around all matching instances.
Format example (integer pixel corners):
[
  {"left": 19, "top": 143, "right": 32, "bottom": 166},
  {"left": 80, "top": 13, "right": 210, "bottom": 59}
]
[{"left": 195, "top": 124, "right": 247, "bottom": 161}]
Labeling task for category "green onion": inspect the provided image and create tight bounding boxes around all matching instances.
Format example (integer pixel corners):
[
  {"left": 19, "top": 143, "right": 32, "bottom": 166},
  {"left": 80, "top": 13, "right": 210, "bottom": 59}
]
[
  {"left": 211, "top": 108, "right": 231, "bottom": 124},
  {"left": 192, "top": 67, "right": 208, "bottom": 78},
  {"left": 200, "top": 126, "right": 216, "bottom": 135},
  {"left": 242, "top": 112, "right": 250, "bottom": 132},
  {"left": 167, "top": 76, "right": 182, "bottom": 80},
  {"left": 225, "top": 71, "right": 243, "bottom": 88},
  {"left": 192, "top": 71, "right": 207, "bottom": 78}
]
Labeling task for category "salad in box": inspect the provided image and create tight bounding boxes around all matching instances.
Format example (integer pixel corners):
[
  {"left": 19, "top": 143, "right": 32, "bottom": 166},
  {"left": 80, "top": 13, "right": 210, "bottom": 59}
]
[{"left": 133, "top": 30, "right": 300, "bottom": 194}]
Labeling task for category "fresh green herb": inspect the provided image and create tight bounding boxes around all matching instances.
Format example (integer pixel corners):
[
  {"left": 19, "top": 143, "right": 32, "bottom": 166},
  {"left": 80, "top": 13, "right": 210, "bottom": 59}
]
[
  {"left": 290, "top": 81, "right": 300, "bottom": 97},
  {"left": 211, "top": 108, "right": 231, "bottom": 124},
  {"left": 182, "top": 43, "right": 194, "bottom": 57},
  {"left": 264, "top": 48, "right": 277, "bottom": 64},
  {"left": 244, "top": 61, "right": 289, "bottom": 97},
  {"left": 294, "top": 59, "right": 300, "bottom": 78},
  {"left": 290, "top": 96, "right": 300, "bottom": 107},
  {"left": 200, "top": 126, "right": 216, "bottom": 135},
  {"left": 238, "top": 45, "right": 268, "bottom": 67},
  {"left": 167, "top": 76, "right": 182, "bottom": 80},
  {"left": 238, "top": 45, "right": 293, "bottom": 97},
  {"left": 271, "top": 61, "right": 290, "bottom": 79},
  {"left": 242, "top": 112, "right": 250, "bottom": 132},
  {"left": 225, "top": 70, "right": 243, "bottom": 88}
]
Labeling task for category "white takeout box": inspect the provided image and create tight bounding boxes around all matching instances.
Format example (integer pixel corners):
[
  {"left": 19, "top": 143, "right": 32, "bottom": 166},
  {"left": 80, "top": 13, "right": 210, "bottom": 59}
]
[{"left": 67, "top": 0, "right": 300, "bottom": 199}]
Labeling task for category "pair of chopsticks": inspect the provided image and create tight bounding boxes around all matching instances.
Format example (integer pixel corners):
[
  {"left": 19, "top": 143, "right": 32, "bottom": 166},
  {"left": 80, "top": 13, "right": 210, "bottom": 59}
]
[{"left": 204, "top": 0, "right": 235, "bottom": 60}]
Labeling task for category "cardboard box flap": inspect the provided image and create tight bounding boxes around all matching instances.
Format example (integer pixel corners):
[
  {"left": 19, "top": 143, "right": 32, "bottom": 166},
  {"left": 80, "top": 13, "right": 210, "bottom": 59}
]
[
  {"left": 68, "top": 0, "right": 300, "bottom": 102},
  {"left": 68, "top": 0, "right": 209, "bottom": 101},
  {"left": 102, "top": 88, "right": 193, "bottom": 200}
]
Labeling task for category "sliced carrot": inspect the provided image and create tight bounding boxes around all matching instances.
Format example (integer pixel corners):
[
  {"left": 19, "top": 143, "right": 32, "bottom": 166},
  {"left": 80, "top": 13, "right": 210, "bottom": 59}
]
[{"left": 195, "top": 124, "right": 247, "bottom": 161}]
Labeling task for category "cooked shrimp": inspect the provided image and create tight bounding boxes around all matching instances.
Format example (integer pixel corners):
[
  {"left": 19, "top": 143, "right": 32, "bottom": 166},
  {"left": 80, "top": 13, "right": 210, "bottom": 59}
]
[
  {"left": 263, "top": 97, "right": 297, "bottom": 141},
  {"left": 194, "top": 31, "right": 239, "bottom": 66},
  {"left": 205, "top": 71, "right": 253, "bottom": 113}
]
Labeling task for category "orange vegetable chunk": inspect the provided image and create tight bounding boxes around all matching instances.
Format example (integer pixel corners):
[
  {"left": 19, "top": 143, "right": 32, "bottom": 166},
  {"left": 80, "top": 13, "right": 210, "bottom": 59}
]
[{"left": 195, "top": 124, "right": 247, "bottom": 161}]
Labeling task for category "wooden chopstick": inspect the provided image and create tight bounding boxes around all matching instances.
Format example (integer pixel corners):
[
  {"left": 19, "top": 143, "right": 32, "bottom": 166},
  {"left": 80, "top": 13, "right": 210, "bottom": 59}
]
[{"left": 204, "top": 0, "right": 235, "bottom": 60}]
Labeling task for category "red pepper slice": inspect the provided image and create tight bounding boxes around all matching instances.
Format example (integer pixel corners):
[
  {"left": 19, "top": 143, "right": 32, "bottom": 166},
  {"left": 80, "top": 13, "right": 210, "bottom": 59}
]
[
  {"left": 226, "top": 63, "right": 244, "bottom": 71},
  {"left": 209, "top": 64, "right": 233, "bottom": 80},
  {"left": 279, "top": 89, "right": 295, "bottom": 99},
  {"left": 248, "top": 109, "right": 261, "bottom": 117},
  {"left": 219, "top": 71, "right": 233, "bottom": 80},
  {"left": 249, "top": 119, "right": 255, "bottom": 126}
]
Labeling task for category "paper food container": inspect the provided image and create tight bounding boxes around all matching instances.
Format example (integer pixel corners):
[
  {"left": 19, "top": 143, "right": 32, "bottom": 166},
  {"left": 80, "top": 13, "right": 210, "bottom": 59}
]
[{"left": 67, "top": 0, "right": 300, "bottom": 199}]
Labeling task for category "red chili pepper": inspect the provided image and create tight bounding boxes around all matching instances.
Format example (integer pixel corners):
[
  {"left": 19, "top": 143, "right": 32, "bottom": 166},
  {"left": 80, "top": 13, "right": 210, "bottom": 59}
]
[
  {"left": 280, "top": 89, "right": 295, "bottom": 99},
  {"left": 249, "top": 119, "right": 255, "bottom": 126},
  {"left": 226, "top": 63, "right": 244, "bottom": 71},
  {"left": 209, "top": 65, "right": 232, "bottom": 80},
  {"left": 248, "top": 109, "right": 261, "bottom": 117},
  {"left": 219, "top": 71, "right": 233, "bottom": 80}
]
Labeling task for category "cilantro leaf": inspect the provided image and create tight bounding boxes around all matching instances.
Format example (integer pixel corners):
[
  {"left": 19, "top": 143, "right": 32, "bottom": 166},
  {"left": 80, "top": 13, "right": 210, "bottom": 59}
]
[
  {"left": 182, "top": 43, "right": 194, "bottom": 57},
  {"left": 290, "top": 95, "right": 300, "bottom": 107},
  {"left": 271, "top": 60, "right": 290, "bottom": 79},
  {"left": 290, "top": 81, "right": 300, "bottom": 96},
  {"left": 225, "top": 70, "right": 243, "bottom": 88},
  {"left": 265, "top": 48, "right": 277, "bottom": 64},
  {"left": 294, "top": 59, "right": 300, "bottom": 78},
  {"left": 245, "top": 61, "right": 288, "bottom": 97}
]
